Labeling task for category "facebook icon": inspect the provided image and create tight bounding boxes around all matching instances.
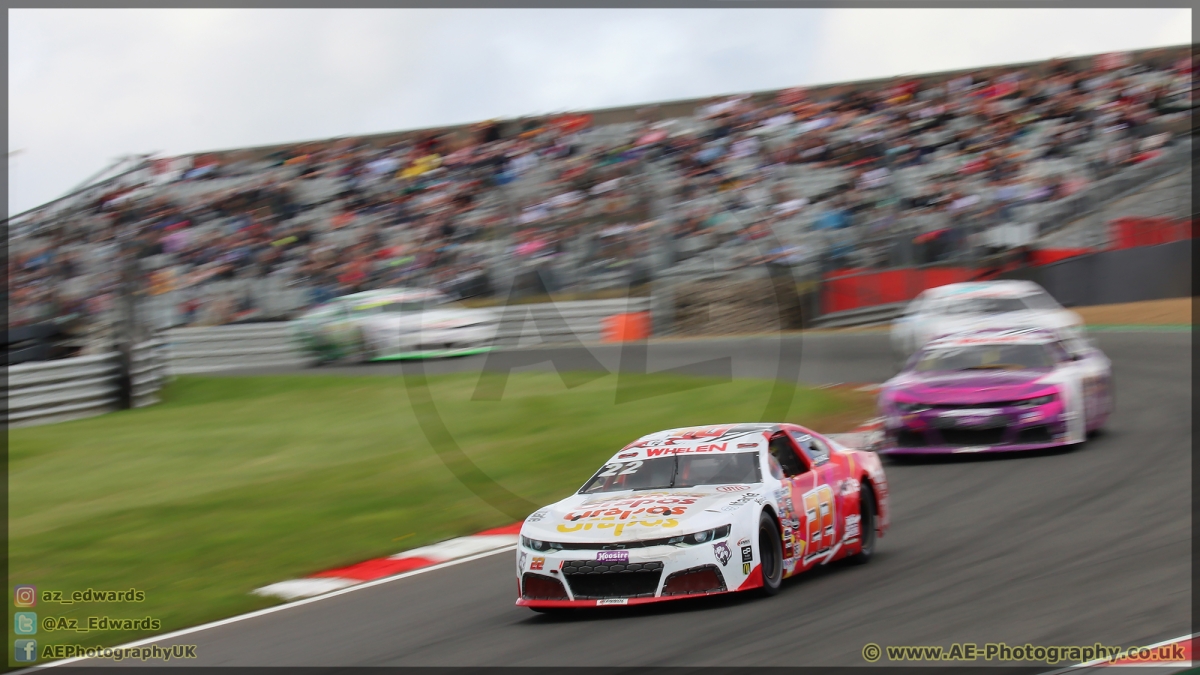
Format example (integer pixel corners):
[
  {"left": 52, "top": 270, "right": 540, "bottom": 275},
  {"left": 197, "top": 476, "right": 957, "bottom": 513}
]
[{"left": 15, "top": 639, "right": 37, "bottom": 662}]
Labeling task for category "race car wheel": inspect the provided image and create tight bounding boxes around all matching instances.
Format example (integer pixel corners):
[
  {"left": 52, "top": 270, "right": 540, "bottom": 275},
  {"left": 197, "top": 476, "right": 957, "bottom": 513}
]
[
  {"left": 757, "top": 511, "right": 784, "bottom": 596},
  {"left": 845, "top": 483, "right": 876, "bottom": 565}
]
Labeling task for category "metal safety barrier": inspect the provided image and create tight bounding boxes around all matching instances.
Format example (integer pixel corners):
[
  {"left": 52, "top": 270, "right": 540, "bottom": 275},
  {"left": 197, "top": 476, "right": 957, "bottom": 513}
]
[
  {"left": 5, "top": 340, "right": 168, "bottom": 428},
  {"left": 164, "top": 323, "right": 312, "bottom": 374},
  {"left": 162, "top": 298, "right": 653, "bottom": 374},
  {"left": 810, "top": 303, "right": 907, "bottom": 329},
  {"left": 493, "top": 298, "right": 652, "bottom": 347}
]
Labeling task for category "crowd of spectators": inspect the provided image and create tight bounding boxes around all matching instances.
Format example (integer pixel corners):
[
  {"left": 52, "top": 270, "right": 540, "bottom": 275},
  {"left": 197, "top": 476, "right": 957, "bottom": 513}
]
[
  {"left": 8, "top": 48, "right": 1192, "bottom": 337},
  {"left": 651, "top": 50, "right": 1191, "bottom": 271}
]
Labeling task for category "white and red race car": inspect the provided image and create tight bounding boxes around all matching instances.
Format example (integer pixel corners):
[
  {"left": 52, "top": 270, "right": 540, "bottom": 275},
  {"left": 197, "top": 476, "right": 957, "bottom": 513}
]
[{"left": 515, "top": 423, "right": 890, "bottom": 611}]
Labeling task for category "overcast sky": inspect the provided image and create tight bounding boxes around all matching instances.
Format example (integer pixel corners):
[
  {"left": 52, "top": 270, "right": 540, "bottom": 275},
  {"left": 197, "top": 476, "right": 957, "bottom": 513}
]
[{"left": 8, "top": 8, "right": 1191, "bottom": 216}]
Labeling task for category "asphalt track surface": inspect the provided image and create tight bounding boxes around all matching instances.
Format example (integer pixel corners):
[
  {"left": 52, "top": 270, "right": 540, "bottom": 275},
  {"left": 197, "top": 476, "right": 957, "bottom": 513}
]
[{"left": 74, "top": 331, "right": 1190, "bottom": 667}]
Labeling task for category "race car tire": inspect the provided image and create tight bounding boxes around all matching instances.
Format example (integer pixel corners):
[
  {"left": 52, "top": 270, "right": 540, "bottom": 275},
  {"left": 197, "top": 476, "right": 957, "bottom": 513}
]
[
  {"left": 845, "top": 482, "right": 877, "bottom": 565},
  {"left": 312, "top": 348, "right": 334, "bottom": 367},
  {"left": 757, "top": 511, "right": 784, "bottom": 596}
]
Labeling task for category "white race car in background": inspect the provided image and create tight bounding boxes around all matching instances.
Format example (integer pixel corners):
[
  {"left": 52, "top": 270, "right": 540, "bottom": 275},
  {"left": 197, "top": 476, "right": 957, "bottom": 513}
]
[
  {"left": 891, "top": 281, "right": 1085, "bottom": 359},
  {"left": 290, "top": 288, "right": 500, "bottom": 363},
  {"left": 516, "top": 423, "right": 890, "bottom": 611}
]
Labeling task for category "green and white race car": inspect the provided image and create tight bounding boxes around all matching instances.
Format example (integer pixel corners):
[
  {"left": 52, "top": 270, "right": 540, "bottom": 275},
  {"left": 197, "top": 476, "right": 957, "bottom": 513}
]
[{"left": 289, "top": 288, "right": 501, "bottom": 364}]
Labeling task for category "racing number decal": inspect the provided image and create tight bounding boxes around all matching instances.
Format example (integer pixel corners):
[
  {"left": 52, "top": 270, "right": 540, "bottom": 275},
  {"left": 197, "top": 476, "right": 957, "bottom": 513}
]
[
  {"left": 597, "top": 464, "right": 621, "bottom": 477},
  {"left": 595, "top": 456, "right": 643, "bottom": 478},
  {"left": 617, "top": 461, "right": 643, "bottom": 475},
  {"left": 802, "top": 485, "right": 836, "bottom": 561},
  {"left": 596, "top": 461, "right": 644, "bottom": 478}
]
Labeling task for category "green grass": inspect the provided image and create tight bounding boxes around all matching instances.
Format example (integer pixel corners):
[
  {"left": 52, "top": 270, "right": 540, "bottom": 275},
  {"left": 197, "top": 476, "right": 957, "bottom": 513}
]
[
  {"left": 9, "top": 371, "right": 873, "bottom": 660},
  {"left": 1085, "top": 324, "right": 1192, "bottom": 332}
]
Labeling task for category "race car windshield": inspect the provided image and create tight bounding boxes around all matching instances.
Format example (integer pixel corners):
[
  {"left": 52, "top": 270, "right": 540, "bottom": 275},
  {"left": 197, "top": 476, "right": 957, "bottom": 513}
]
[
  {"left": 579, "top": 453, "right": 761, "bottom": 494},
  {"left": 915, "top": 344, "right": 1055, "bottom": 372},
  {"left": 939, "top": 297, "right": 1028, "bottom": 315}
]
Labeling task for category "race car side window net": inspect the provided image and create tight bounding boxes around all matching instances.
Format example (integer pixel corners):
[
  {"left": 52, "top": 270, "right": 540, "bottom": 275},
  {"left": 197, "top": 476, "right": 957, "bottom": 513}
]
[
  {"left": 789, "top": 431, "right": 830, "bottom": 466},
  {"left": 768, "top": 433, "right": 807, "bottom": 477}
]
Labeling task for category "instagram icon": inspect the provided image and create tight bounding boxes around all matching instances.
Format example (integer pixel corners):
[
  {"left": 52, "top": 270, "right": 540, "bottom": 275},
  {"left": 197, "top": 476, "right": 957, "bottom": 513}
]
[{"left": 14, "top": 586, "right": 36, "bottom": 607}]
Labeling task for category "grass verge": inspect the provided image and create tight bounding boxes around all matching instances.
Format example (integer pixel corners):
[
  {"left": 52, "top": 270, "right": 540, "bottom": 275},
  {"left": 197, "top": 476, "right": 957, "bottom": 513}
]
[{"left": 10, "top": 371, "right": 874, "bottom": 660}]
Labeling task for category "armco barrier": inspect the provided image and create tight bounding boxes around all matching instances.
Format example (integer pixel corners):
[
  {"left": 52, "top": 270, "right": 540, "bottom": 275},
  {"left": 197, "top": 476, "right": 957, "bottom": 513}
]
[
  {"left": 162, "top": 298, "right": 653, "bottom": 374},
  {"left": 810, "top": 302, "right": 907, "bottom": 329},
  {"left": 493, "top": 298, "right": 652, "bottom": 347},
  {"left": 165, "top": 323, "right": 312, "bottom": 374},
  {"left": 5, "top": 340, "right": 168, "bottom": 428}
]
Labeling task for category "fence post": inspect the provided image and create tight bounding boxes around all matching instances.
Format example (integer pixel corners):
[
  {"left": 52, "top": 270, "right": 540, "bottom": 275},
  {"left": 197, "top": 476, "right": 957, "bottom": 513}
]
[{"left": 650, "top": 273, "right": 675, "bottom": 337}]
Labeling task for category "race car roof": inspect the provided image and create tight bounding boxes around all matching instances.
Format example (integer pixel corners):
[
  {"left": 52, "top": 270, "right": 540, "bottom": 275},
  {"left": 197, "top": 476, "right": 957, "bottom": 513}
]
[
  {"left": 342, "top": 288, "right": 448, "bottom": 309},
  {"left": 925, "top": 327, "right": 1061, "bottom": 349},
  {"left": 612, "top": 424, "right": 775, "bottom": 461},
  {"left": 925, "top": 280, "right": 1044, "bottom": 300}
]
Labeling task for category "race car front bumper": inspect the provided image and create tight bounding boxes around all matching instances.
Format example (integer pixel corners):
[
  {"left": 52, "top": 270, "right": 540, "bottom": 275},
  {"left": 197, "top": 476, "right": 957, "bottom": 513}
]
[
  {"left": 514, "top": 540, "right": 762, "bottom": 608},
  {"left": 879, "top": 400, "right": 1073, "bottom": 455}
]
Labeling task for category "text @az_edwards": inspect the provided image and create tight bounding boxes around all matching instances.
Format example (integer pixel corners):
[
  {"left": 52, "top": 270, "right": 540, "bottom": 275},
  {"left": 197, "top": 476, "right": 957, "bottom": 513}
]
[{"left": 861, "top": 642, "right": 1188, "bottom": 665}]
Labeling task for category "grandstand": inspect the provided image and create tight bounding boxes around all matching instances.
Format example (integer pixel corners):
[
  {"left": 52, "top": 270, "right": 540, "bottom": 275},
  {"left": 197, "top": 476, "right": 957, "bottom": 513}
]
[{"left": 7, "top": 44, "right": 1192, "bottom": 358}]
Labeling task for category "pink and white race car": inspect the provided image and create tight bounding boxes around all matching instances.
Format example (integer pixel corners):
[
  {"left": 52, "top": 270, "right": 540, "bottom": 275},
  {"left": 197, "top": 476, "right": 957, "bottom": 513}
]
[{"left": 879, "top": 327, "right": 1113, "bottom": 455}]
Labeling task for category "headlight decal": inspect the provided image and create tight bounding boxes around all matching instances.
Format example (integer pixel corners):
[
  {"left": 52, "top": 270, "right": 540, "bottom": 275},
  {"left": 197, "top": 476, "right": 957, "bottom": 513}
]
[
  {"left": 896, "top": 401, "right": 931, "bottom": 414},
  {"left": 1016, "top": 393, "right": 1057, "bottom": 407},
  {"left": 520, "top": 524, "right": 730, "bottom": 551}
]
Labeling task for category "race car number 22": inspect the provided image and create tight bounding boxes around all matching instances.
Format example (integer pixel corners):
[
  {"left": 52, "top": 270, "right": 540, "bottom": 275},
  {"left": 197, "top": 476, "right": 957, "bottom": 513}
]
[
  {"left": 802, "top": 485, "right": 836, "bottom": 560},
  {"left": 598, "top": 462, "right": 643, "bottom": 477}
]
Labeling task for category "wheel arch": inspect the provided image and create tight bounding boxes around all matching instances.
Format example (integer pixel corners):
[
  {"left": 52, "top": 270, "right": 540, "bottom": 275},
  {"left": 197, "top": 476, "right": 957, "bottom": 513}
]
[
  {"left": 760, "top": 504, "right": 782, "bottom": 533},
  {"left": 859, "top": 473, "right": 883, "bottom": 528}
]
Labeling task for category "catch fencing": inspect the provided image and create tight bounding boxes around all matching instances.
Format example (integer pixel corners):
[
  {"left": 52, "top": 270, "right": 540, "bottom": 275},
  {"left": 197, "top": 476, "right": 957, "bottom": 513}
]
[{"left": 6, "top": 340, "right": 168, "bottom": 428}]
